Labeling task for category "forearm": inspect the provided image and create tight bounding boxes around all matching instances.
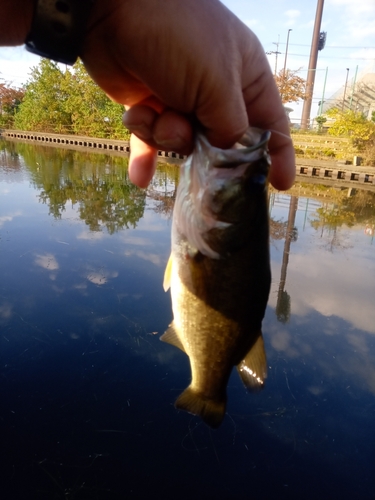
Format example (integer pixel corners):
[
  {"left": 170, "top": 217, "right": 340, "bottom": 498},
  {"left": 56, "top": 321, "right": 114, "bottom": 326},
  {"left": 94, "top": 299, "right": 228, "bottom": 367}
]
[{"left": 0, "top": 0, "right": 33, "bottom": 45}]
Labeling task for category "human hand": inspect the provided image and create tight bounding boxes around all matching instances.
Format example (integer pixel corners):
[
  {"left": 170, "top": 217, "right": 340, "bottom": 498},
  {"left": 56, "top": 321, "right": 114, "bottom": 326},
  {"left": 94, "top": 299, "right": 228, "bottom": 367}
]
[
  {"left": 82, "top": 0, "right": 295, "bottom": 190},
  {"left": 1, "top": 0, "right": 294, "bottom": 190}
]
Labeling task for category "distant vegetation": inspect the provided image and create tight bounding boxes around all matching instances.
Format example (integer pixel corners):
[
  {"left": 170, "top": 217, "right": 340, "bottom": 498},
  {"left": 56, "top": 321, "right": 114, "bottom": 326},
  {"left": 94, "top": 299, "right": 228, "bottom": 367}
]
[
  {"left": 274, "top": 68, "right": 308, "bottom": 105},
  {"left": 325, "top": 109, "right": 375, "bottom": 166},
  {"left": 2, "top": 60, "right": 375, "bottom": 164},
  {"left": 1, "top": 59, "right": 130, "bottom": 139}
]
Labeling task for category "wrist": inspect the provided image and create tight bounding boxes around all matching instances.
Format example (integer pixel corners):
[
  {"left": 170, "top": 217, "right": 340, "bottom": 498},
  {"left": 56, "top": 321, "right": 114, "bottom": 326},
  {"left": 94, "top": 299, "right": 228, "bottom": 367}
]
[{"left": 0, "top": 0, "right": 34, "bottom": 46}]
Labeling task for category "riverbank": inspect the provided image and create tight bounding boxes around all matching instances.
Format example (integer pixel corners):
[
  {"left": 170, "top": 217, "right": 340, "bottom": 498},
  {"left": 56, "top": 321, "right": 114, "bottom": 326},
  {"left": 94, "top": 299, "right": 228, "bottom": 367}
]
[
  {"left": 0, "top": 129, "right": 184, "bottom": 165},
  {"left": 1, "top": 129, "right": 374, "bottom": 187}
]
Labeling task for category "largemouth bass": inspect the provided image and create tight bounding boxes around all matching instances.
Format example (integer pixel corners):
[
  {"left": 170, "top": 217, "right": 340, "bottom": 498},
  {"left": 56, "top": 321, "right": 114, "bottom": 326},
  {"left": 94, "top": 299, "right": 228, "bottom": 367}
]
[{"left": 162, "top": 128, "right": 271, "bottom": 428}]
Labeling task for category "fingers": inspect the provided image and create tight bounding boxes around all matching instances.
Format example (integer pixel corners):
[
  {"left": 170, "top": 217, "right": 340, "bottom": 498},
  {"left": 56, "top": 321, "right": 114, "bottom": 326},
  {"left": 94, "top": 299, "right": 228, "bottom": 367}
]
[
  {"left": 126, "top": 106, "right": 195, "bottom": 188},
  {"left": 241, "top": 53, "right": 296, "bottom": 190},
  {"left": 125, "top": 100, "right": 295, "bottom": 191},
  {"left": 128, "top": 134, "right": 157, "bottom": 188},
  {"left": 123, "top": 105, "right": 194, "bottom": 155}
]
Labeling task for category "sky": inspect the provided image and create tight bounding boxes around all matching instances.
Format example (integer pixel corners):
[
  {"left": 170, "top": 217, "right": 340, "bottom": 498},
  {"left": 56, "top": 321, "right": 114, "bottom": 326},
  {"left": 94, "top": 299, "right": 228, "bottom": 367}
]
[{"left": 1, "top": 0, "right": 375, "bottom": 125}]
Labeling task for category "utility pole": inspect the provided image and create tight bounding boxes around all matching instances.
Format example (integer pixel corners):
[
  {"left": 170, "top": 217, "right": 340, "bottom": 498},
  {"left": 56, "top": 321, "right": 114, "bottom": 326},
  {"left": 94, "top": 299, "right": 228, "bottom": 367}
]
[
  {"left": 301, "top": 0, "right": 325, "bottom": 129},
  {"left": 265, "top": 35, "right": 281, "bottom": 76},
  {"left": 273, "top": 35, "right": 281, "bottom": 75}
]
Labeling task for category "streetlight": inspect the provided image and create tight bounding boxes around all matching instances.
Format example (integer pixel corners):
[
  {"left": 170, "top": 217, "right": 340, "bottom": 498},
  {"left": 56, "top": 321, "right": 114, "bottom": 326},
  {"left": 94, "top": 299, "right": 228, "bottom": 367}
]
[
  {"left": 342, "top": 68, "right": 350, "bottom": 112},
  {"left": 282, "top": 29, "right": 292, "bottom": 78}
]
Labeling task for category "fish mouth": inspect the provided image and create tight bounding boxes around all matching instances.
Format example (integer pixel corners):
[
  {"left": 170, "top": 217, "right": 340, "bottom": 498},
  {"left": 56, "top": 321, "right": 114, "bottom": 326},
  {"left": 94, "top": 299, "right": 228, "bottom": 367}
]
[
  {"left": 237, "top": 129, "right": 271, "bottom": 151},
  {"left": 196, "top": 128, "right": 271, "bottom": 170}
]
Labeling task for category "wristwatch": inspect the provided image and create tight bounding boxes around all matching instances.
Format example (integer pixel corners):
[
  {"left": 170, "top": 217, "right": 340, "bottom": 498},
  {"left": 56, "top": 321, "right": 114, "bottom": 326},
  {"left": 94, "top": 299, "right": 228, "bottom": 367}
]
[{"left": 25, "top": 0, "right": 95, "bottom": 65}]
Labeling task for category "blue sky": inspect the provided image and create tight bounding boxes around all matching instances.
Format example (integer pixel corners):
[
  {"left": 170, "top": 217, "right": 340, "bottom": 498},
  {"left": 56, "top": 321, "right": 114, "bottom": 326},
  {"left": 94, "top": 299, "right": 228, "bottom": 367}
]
[{"left": 1, "top": 0, "right": 375, "bottom": 124}]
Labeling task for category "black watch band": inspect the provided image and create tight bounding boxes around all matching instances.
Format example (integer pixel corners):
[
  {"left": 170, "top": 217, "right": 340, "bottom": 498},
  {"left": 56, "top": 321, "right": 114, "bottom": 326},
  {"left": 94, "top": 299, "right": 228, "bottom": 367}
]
[{"left": 25, "top": 0, "right": 95, "bottom": 65}]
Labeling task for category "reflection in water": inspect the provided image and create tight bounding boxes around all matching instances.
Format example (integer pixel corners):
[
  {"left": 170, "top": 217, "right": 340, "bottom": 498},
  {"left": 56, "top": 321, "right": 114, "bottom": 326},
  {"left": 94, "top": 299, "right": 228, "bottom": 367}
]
[
  {"left": 275, "top": 195, "right": 298, "bottom": 323},
  {"left": 1, "top": 138, "right": 375, "bottom": 499}
]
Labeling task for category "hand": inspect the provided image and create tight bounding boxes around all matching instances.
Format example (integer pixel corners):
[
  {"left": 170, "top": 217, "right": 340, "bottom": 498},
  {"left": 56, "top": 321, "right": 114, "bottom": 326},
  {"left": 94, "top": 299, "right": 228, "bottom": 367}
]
[
  {"left": 0, "top": 0, "right": 295, "bottom": 190},
  {"left": 82, "top": 0, "right": 295, "bottom": 190}
]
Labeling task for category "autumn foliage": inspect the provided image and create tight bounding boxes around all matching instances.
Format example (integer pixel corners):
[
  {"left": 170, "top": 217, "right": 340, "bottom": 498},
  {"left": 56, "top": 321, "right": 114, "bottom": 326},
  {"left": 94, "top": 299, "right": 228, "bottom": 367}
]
[
  {"left": 274, "top": 69, "right": 308, "bottom": 105},
  {"left": 0, "top": 81, "right": 25, "bottom": 127}
]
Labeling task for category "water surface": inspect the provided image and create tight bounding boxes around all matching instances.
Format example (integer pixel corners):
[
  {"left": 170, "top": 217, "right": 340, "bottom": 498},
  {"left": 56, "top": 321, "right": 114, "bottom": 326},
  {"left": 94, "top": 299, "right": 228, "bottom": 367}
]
[{"left": 1, "top": 140, "right": 374, "bottom": 499}]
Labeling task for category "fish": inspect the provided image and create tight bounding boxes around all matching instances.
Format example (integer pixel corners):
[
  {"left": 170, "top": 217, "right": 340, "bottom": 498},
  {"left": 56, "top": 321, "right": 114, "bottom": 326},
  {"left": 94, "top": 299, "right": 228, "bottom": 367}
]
[{"left": 162, "top": 127, "right": 271, "bottom": 428}]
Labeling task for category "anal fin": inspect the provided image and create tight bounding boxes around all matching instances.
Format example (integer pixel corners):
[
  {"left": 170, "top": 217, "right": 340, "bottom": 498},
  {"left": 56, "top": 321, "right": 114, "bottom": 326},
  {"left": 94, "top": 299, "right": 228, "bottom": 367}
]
[
  {"left": 160, "top": 323, "right": 185, "bottom": 353},
  {"left": 237, "top": 333, "right": 267, "bottom": 392}
]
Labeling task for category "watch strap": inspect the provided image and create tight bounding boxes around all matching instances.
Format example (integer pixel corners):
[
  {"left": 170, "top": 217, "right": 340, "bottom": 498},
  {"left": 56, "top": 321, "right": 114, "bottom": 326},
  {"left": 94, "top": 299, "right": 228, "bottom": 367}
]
[{"left": 25, "top": 0, "right": 95, "bottom": 65}]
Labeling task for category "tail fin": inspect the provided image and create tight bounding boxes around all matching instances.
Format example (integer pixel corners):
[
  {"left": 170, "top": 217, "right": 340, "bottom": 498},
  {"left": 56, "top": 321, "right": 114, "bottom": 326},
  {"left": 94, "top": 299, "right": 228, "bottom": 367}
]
[{"left": 175, "top": 386, "right": 226, "bottom": 429}]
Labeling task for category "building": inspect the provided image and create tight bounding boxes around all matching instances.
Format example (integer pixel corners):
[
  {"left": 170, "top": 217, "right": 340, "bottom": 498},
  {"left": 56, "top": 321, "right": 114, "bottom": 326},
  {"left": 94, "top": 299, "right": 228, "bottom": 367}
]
[{"left": 322, "top": 67, "right": 375, "bottom": 119}]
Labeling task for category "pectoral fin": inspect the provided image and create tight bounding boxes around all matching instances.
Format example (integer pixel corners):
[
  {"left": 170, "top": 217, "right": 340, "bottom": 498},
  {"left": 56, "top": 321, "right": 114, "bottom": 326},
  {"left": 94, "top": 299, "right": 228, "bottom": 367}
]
[
  {"left": 237, "top": 333, "right": 267, "bottom": 392},
  {"left": 163, "top": 254, "right": 173, "bottom": 292},
  {"left": 160, "top": 323, "right": 185, "bottom": 353}
]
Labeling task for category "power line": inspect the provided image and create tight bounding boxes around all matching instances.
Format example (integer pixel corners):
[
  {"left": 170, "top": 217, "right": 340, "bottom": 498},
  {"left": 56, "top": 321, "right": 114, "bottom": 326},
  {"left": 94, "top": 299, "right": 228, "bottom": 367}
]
[
  {"left": 287, "top": 52, "right": 375, "bottom": 60},
  {"left": 275, "top": 43, "right": 375, "bottom": 49}
]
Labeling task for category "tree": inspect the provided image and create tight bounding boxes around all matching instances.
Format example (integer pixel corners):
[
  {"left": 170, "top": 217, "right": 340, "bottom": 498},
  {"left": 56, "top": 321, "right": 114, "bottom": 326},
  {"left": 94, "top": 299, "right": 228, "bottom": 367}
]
[
  {"left": 62, "top": 60, "right": 128, "bottom": 138},
  {"left": 14, "top": 59, "right": 130, "bottom": 139},
  {"left": 14, "top": 59, "right": 72, "bottom": 132},
  {"left": 274, "top": 68, "right": 308, "bottom": 105},
  {"left": 327, "top": 109, "right": 375, "bottom": 149},
  {"left": 315, "top": 115, "right": 327, "bottom": 133},
  {"left": 0, "top": 81, "right": 25, "bottom": 127}
]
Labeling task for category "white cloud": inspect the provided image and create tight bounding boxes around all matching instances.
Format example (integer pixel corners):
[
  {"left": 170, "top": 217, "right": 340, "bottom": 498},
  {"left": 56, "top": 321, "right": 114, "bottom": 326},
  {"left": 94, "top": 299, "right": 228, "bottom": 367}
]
[
  {"left": 34, "top": 253, "right": 59, "bottom": 271},
  {"left": 284, "top": 9, "right": 301, "bottom": 26},
  {"left": 77, "top": 231, "right": 106, "bottom": 240},
  {"left": 269, "top": 241, "right": 375, "bottom": 334},
  {"left": 124, "top": 249, "right": 166, "bottom": 267},
  {"left": 86, "top": 269, "right": 118, "bottom": 285},
  {"left": 0, "top": 211, "right": 22, "bottom": 227}
]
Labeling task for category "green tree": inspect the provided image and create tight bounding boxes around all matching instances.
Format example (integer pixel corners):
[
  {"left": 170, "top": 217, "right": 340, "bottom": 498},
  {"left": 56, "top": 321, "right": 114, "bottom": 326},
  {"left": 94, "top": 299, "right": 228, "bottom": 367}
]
[
  {"left": 14, "top": 59, "right": 72, "bottom": 132},
  {"left": 14, "top": 59, "right": 130, "bottom": 139},
  {"left": 63, "top": 60, "right": 129, "bottom": 138},
  {"left": 327, "top": 109, "right": 375, "bottom": 147},
  {"left": 315, "top": 115, "right": 327, "bottom": 133}
]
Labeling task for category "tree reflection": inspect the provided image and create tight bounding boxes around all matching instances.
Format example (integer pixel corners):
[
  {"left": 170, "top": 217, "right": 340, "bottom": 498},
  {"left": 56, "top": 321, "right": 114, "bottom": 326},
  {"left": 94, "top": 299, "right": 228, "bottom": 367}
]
[
  {"left": 147, "top": 164, "right": 180, "bottom": 219},
  {"left": 0, "top": 139, "right": 22, "bottom": 172},
  {"left": 2, "top": 142, "right": 146, "bottom": 233},
  {"left": 310, "top": 188, "right": 375, "bottom": 251}
]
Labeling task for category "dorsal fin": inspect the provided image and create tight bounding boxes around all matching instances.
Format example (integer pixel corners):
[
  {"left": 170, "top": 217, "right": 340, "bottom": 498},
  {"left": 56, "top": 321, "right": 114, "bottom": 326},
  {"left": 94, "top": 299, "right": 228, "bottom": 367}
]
[
  {"left": 237, "top": 333, "right": 267, "bottom": 392},
  {"left": 163, "top": 254, "right": 173, "bottom": 291},
  {"left": 160, "top": 323, "right": 185, "bottom": 352}
]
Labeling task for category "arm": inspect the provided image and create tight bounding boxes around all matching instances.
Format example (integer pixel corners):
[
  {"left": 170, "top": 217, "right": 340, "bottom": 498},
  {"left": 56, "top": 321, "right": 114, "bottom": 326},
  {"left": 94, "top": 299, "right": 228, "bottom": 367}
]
[{"left": 0, "top": 0, "right": 33, "bottom": 45}]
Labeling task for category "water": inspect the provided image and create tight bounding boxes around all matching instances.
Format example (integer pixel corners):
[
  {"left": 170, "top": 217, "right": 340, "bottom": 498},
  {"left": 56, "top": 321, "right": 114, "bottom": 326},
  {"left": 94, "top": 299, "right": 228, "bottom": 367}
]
[{"left": 1, "top": 139, "right": 374, "bottom": 499}]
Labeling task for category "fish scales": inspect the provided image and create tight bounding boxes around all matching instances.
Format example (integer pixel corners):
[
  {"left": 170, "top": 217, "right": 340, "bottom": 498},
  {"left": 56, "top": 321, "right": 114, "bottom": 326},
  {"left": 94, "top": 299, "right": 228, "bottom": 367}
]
[{"left": 162, "top": 128, "right": 271, "bottom": 428}]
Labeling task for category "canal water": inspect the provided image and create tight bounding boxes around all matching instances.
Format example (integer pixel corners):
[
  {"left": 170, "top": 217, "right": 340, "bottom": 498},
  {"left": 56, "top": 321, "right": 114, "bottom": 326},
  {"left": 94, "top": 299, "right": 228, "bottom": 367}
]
[{"left": 1, "top": 140, "right": 374, "bottom": 499}]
